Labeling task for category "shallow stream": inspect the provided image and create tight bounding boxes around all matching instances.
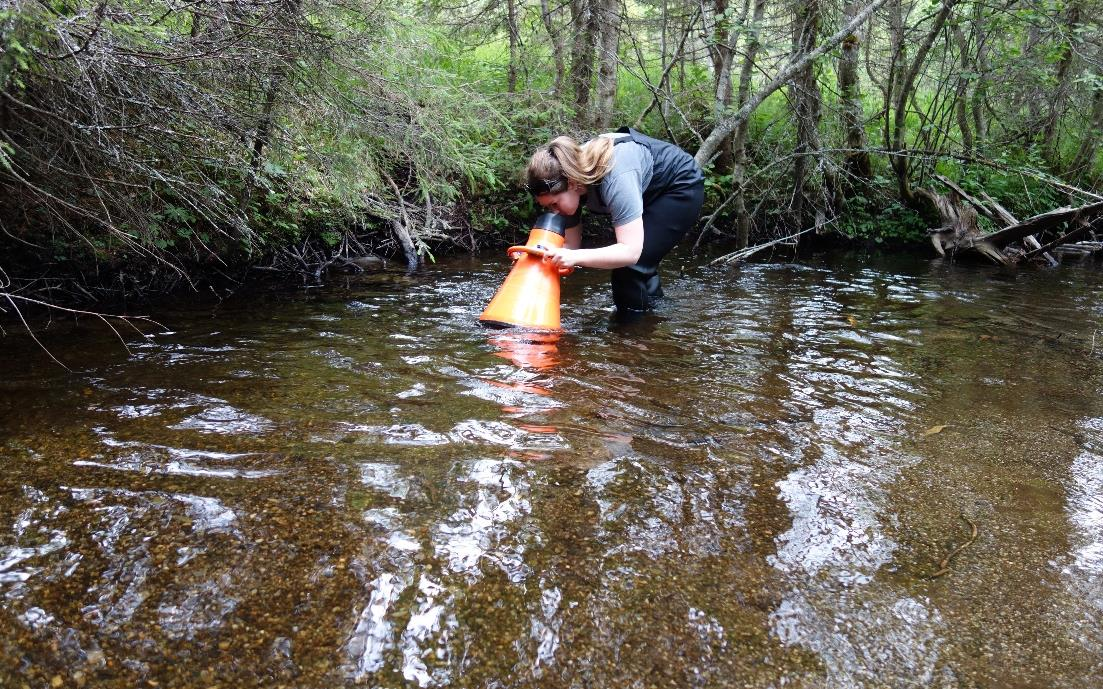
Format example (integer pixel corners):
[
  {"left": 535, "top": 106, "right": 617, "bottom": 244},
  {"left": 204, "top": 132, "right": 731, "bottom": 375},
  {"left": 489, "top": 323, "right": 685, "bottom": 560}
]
[{"left": 2, "top": 250, "right": 1102, "bottom": 687}]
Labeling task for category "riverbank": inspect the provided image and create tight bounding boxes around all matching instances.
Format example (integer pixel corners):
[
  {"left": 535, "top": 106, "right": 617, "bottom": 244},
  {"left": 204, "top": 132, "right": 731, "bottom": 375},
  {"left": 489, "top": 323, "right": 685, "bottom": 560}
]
[{"left": 0, "top": 224, "right": 932, "bottom": 325}]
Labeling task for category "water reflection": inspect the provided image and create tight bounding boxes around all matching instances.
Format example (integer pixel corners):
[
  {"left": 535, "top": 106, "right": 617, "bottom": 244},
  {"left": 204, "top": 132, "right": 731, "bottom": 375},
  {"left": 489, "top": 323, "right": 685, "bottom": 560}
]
[
  {"left": 758, "top": 269, "right": 946, "bottom": 686},
  {"left": 486, "top": 330, "right": 562, "bottom": 371},
  {"left": 2, "top": 254, "right": 1103, "bottom": 687},
  {"left": 1062, "top": 416, "right": 1103, "bottom": 659},
  {"left": 345, "top": 458, "right": 532, "bottom": 686}
]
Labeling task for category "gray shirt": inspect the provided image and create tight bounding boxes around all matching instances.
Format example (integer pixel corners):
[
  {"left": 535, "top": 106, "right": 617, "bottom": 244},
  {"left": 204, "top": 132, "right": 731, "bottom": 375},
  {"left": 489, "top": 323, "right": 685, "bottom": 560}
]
[{"left": 584, "top": 135, "right": 654, "bottom": 227}]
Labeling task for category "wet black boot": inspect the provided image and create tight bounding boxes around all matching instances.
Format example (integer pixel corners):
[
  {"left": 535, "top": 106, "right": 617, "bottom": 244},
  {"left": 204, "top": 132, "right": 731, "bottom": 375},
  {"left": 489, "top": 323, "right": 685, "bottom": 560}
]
[{"left": 611, "top": 265, "right": 663, "bottom": 313}]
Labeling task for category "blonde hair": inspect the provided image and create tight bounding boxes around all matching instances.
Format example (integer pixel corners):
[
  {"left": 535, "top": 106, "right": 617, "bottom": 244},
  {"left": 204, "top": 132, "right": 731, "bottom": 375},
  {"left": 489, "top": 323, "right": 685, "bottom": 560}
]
[{"left": 525, "top": 135, "right": 616, "bottom": 196}]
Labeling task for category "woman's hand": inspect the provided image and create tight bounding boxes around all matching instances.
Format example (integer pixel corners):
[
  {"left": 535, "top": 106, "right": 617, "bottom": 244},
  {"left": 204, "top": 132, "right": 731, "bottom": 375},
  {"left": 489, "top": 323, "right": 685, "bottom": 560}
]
[
  {"left": 538, "top": 219, "right": 643, "bottom": 270},
  {"left": 541, "top": 246, "right": 581, "bottom": 269}
]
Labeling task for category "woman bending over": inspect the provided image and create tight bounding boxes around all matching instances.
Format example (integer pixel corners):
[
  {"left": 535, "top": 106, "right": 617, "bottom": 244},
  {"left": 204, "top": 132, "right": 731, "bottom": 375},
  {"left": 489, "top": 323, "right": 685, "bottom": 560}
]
[{"left": 525, "top": 127, "right": 704, "bottom": 313}]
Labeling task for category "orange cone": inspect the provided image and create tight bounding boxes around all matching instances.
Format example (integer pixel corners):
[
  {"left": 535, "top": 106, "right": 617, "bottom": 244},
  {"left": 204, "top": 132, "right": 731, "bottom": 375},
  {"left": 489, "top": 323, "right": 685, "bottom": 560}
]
[{"left": 479, "top": 213, "right": 572, "bottom": 330}]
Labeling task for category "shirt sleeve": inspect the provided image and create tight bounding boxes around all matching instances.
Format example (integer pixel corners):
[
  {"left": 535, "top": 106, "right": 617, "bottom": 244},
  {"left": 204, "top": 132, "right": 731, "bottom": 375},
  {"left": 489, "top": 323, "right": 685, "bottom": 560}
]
[{"left": 599, "top": 170, "right": 645, "bottom": 227}]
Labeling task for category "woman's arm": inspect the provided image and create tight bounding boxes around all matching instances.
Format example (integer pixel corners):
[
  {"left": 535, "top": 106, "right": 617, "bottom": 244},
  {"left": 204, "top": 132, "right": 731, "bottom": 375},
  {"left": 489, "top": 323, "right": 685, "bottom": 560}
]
[
  {"left": 544, "top": 217, "right": 643, "bottom": 269},
  {"left": 564, "top": 223, "right": 582, "bottom": 250}
]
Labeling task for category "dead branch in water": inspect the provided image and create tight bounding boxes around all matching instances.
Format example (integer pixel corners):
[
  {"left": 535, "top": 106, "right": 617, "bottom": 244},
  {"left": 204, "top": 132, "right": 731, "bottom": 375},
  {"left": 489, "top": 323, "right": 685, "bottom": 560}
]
[
  {"left": 710, "top": 218, "right": 835, "bottom": 266},
  {"left": 1, "top": 286, "right": 167, "bottom": 370},
  {"left": 927, "top": 174, "right": 1103, "bottom": 265},
  {"left": 929, "top": 513, "right": 979, "bottom": 578},
  {"left": 381, "top": 171, "right": 424, "bottom": 271}
]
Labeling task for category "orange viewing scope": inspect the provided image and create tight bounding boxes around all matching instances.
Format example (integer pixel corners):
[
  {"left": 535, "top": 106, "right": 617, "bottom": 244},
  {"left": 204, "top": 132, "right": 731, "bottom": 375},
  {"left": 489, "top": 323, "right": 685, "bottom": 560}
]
[{"left": 479, "top": 213, "right": 573, "bottom": 330}]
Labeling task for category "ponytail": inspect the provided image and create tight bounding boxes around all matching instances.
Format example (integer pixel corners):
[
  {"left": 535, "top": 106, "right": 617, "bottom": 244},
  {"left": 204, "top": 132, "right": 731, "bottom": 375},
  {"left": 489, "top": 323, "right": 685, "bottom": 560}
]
[{"left": 525, "top": 135, "right": 616, "bottom": 196}]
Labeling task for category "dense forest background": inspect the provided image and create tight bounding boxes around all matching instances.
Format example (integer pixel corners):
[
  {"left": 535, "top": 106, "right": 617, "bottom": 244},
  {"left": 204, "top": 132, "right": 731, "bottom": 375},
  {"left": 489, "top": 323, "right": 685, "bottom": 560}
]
[{"left": 1, "top": 0, "right": 1101, "bottom": 303}]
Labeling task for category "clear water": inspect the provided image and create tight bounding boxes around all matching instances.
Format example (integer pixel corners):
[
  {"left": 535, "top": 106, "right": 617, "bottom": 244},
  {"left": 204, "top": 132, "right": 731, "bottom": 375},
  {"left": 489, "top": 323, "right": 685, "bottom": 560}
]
[{"left": 2, "top": 250, "right": 1102, "bottom": 688}]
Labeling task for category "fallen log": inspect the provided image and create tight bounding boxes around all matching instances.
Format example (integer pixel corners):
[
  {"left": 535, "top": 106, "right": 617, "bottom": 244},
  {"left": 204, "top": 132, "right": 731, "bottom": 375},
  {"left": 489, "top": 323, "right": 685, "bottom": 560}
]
[
  {"left": 982, "top": 202, "right": 1103, "bottom": 246},
  {"left": 977, "top": 190, "right": 1058, "bottom": 266},
  {"left": 1023, "top": 217, "right": 1103, "bottom": 260},
  {"left": 927, "top": 174, "right": 1103, "bottom": 265},
  {"left": 979, "top": 192, "right": 1018, "bottom": 227},
  {"left": 930, "top": 174, "right": 1057, "bottom": 265},
  {"left": 925, "top": 185, "right": 1004, "bottom": 262},
  {"left": 1053, "top": 244, "right": 1096, "bottom": 256}
]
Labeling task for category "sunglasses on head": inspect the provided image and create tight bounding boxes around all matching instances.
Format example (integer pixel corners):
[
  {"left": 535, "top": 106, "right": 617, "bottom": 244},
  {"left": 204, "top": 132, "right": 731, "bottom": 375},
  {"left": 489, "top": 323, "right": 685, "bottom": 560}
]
[{"left": 528, "top": 176, "right": 567, "bottom": 195}]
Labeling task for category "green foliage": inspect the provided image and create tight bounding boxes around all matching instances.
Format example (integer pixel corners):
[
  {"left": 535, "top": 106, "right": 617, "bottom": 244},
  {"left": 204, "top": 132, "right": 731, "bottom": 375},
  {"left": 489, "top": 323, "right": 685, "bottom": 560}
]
[
  {"left": 839, "top": 179, "right": 930, "bottom": 246},
  {"left": 0, "top": 142, "right": 13, "bottom": 173},
  {"left": 0, "top": 6, "right": 49, "bottom": 89},
  {"left": 252, "top": 5, "right": 534, "bottom": 250},
  {"left": 937, "top": 148, "right": 1064, "bottom": 219},
  {"left": 4, "top": 0, "right": 1101, "bottom": 298}
]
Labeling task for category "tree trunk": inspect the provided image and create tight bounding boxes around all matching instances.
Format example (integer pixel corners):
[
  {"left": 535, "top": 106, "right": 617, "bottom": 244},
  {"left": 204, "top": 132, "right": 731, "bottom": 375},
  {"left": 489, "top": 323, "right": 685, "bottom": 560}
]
[
  {"left": 732, "top": 0, "right": 767, "bottom": 248},
  {"left": 660, "top": 0, "right": 670, "bottom": 122},
  {"left": 676, "top": 9, "right": 686, "bottom": 93},
  {"left": 383, "top": 172, "right": 421, "bottom": 270},
  {"left": 507, "top": 0, "right": 520, "bottom": 93},
  {"left": 1025, "top": 24, "right": 1043, "bottom": 125},
  {"left": 593, "top": 0, "right": 620, "bottom": 130},
  {"left": 244, "top": 76, "right": 287, "bottom": 218},
  {"left": 790, "top": 0, "right": 826, "bottom": 228},
  {"left": 540, "top": 0, "right": 567, "bottom": 98},
  {"left": 249, "top": 75, "right": 283, "bottom": 180},
  {"left": 890, "top": 0, "right": 957, "bottom": 209},
  {"left": 952, "top": 23, "right": 974, "bottom": 155},
  {"left": 709, "top": 0, "right": 734, "bottom": 110},
  {"left": 570, "top": 0, "right": 597, "bottom": 126},
  {"left": 693, "top": 0, "right": 890, "bottom": 167},
  {"left": 1069, "top": 45, "right": 1103, "bottom": 179},
  {"left": 0, "top": 13, "right": 15, "bottom": 135},
  {"left": 880, "top": 0, "right": 905, "bottom": 154},
  {"left": 838, "top": 0, "right": 872, "bottom": 178},
  {"left": 242, "top": 0, "right": 302, "bottom": 221},
  {"left": 708, "top": 0, "right": 748, "bottom": 174},
  {"left": 1042, "top": 3, "right": 1081, "bottom": 168},
  {"left": 970, "top": 3, "right": 988, "bottom": 144}
]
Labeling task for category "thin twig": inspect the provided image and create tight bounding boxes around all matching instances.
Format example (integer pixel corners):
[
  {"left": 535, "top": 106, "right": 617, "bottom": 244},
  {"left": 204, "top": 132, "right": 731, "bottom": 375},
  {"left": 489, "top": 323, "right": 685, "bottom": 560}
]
[
  {"left": 4, "top": 295, "right": 71, "bottom": 370},
  {"left": 929, "top": 513, "right": 978, "bottom": 578},
  {"left": 710, "top": 218, "right": 835, "bottom": 265},
  {"left": 1, "top": 292, "right": 167, "bottom": 367}
]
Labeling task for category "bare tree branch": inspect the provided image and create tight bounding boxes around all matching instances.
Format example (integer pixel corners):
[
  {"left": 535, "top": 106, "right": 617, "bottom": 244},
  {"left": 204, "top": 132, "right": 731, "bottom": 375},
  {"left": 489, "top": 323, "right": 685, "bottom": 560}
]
[{"left": 694, "top": 0, "right": 892, "bottom": 166}]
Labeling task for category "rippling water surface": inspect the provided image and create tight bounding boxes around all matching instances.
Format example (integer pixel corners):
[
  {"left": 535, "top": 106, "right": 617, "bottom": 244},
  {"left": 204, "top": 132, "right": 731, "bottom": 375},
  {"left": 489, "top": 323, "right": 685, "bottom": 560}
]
[{"left": 3, "top": 251, "right": 1103, "bottom": 688}]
